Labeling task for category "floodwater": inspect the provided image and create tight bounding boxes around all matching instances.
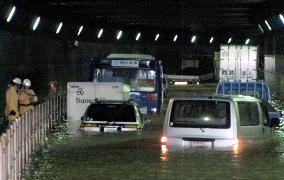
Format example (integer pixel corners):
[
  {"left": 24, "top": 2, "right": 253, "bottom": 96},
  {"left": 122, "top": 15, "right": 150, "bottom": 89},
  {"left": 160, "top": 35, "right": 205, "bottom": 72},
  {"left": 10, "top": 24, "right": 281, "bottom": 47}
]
[{"left": 24, "top": 84, "right": 284, "bottom": 179}]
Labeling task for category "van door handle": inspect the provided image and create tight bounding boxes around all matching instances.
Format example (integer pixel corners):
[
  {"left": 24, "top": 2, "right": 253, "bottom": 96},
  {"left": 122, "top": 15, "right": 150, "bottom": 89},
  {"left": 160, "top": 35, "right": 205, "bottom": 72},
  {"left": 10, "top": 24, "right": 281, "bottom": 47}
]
[{"left": 262, "top": 127, "right": 265, "bottom": 133}]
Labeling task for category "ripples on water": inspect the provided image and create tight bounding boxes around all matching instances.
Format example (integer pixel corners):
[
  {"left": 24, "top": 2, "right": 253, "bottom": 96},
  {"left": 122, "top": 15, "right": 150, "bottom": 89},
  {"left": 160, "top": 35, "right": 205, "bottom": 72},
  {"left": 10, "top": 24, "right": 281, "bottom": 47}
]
[{"left": 24, "top": 94, "right": 284, "bottom": 179}]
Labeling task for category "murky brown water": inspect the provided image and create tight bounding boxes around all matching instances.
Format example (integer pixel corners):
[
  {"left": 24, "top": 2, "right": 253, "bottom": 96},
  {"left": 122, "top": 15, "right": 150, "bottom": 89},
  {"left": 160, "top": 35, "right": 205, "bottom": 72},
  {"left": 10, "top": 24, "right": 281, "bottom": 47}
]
[{"left": 24, "top": 84, "right": 284, "bottom": 179}]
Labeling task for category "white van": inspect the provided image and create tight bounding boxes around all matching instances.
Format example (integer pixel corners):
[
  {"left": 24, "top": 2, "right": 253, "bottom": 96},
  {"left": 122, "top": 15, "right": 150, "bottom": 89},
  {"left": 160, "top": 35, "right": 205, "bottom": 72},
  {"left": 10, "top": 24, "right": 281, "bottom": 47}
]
[{"left": 161, "top": 95, "right": 280, "bottom": 150}]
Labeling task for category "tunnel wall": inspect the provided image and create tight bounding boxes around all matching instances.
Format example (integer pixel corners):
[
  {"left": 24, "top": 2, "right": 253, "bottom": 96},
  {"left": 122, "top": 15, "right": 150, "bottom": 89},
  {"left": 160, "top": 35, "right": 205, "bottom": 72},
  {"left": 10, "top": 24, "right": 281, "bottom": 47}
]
[{"left": 0, "top": 30, "right": 216, "bottom": 117}]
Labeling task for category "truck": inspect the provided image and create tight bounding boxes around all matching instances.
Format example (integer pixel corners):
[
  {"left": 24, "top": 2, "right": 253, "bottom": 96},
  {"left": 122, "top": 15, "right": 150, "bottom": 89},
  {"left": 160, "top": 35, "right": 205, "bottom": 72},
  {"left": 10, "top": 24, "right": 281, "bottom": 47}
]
[
  {"left": 67, "top": 81, "right": 129, "bottom": 121},
  {"left": 219, "top": 45, "right": 258, "bottom": 81}
]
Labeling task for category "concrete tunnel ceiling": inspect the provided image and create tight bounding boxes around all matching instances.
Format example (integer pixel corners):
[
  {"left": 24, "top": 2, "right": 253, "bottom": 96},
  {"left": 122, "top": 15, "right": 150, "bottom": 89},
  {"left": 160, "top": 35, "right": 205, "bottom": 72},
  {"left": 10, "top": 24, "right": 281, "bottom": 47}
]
[{"left": 1, "top": 0, "right": 284, "bottom": 44}]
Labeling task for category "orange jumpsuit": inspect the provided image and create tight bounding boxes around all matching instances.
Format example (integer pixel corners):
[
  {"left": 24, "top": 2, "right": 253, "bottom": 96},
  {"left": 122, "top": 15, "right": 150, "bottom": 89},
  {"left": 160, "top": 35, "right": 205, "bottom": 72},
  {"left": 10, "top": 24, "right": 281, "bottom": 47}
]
[
  {"left": 18, "top": 89, "right": 38, "bottom": 115},
  {"left": 4, "top": 85, "right": 19, "bottom": 121}
]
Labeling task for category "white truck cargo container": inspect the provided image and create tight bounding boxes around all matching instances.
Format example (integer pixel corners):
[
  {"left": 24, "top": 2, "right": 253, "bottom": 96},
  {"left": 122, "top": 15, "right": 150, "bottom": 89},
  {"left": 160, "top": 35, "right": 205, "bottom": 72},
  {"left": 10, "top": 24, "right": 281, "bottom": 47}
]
[
  {"left": 67, "top": 82, "right": 129, "bottom": 121},
  {"left": 219, "top": 45, "right": 258, "bottom": 81}
]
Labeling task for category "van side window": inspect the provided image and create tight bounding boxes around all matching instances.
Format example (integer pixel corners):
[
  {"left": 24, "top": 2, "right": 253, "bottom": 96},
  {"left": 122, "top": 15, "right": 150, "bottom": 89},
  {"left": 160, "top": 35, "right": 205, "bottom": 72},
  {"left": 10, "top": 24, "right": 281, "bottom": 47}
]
[{"left": 238, "top": 102, "right": 259, "bottom": 126}]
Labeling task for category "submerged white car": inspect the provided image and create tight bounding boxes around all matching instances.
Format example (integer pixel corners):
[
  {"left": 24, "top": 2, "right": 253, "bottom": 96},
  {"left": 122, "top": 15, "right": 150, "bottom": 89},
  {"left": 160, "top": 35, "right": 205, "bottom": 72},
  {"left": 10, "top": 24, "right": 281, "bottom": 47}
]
[
  {"left": 161, "top": 95, "right": 280, "bottom": 151},
  {"left": 80, "top": 100, "right": 145, "bottom": 132}
]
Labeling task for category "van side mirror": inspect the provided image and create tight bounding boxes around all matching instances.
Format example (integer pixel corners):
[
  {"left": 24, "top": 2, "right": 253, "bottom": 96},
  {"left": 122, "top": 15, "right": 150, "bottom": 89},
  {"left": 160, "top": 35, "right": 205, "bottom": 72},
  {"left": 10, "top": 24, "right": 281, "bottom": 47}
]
[{"left": 268, "top": 111, "right": 281, "bottom": 127}]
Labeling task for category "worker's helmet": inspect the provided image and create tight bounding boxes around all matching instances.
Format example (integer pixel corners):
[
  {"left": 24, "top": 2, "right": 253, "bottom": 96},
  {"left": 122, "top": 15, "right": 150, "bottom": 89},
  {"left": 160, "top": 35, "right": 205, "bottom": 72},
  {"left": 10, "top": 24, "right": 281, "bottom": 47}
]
[
  {"left": 12, "top": 78, "right": 21, "bottom": 85},
  {"left": 23, "top": 79, "right": 31, "bottom": 87}
]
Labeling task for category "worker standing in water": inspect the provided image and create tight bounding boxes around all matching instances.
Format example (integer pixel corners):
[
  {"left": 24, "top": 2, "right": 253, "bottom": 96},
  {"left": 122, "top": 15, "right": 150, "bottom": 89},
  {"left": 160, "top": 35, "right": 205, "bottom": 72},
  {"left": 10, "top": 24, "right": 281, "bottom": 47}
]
[
  {"left": 18, "top": 79, "right": 38, "bottom": 115},
  {"left": 4, "top": 78, "right": 22, "bottom": 123}
]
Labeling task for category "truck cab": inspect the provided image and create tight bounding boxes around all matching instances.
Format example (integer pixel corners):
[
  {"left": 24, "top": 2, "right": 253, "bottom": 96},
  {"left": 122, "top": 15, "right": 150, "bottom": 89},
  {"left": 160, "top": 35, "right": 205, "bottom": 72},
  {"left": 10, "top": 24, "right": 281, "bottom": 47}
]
[{"left": 161, "top": 95, "right": 280, "bottom": 151}]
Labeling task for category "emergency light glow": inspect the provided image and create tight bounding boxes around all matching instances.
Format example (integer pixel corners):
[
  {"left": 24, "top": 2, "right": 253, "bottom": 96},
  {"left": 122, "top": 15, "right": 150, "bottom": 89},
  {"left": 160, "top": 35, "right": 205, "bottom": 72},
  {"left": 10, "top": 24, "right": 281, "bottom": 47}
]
[
  {"left": 258, "top": 24, "right": 264, "bottom": 33},
  {"left": 210, "top": 37, "right": 214, "bottom": 43},
  {"left": 155, "top": 34, "right": 160, "bottom": 41},
  {"left": 191, "top": 35, "right": 196, "bottom": 43},
  {"left": 245, "top": 38, "right": 250, "bottom": 45},
  {"left": 265, "top": 20, "right": 272, "bottom": 31},
  {"left": 77, "top": 26, "right": 83, "bottom": 36},
  {"left": 135, "top": 32, "right": 141, "bottom": 41},
  {"left": 7, "top": 6, "right": 16, "bottom": 23},
  {"left": 173, "top": 35, "right": 178, "bottom": 42},
  {"left": 56, "top": 22, "right": 63, "bottom": 34},
  {"left": 228, "top": 38, "right": 232, "bottom": 44},
  {"left": 280, "top": 14, "right": 284, "bottom": 24},
  {"left": 98, "top": 28, "right": 103, "bottom": 38},
  {"left": 32, "top": 16, "right": 40, "bottom": 31},
  {"left": 117, "top": 30, "right": 122, "bottom": 40}
]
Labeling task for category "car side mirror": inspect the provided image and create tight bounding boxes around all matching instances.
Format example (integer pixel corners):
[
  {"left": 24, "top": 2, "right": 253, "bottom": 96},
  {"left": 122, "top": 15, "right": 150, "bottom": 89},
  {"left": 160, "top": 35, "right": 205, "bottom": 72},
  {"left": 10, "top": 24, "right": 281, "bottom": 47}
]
[{"left": 268, "top": 111, "right": 281, "bottom": 127}]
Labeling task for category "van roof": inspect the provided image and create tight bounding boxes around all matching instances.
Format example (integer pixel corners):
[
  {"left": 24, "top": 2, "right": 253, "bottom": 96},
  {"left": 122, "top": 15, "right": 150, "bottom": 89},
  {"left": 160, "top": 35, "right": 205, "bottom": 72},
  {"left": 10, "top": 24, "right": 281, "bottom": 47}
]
[
  {"left": 171, "top": 94, "right": 261, "bottom": 102},
  {"left": 107, "top": 54, "right": 155, "bottom": 60}
]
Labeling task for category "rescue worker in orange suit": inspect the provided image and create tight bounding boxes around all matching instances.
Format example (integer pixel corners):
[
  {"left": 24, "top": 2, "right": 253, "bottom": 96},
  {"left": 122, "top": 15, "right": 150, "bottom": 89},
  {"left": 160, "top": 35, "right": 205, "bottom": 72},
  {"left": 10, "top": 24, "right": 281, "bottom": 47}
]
[
  {"left": 18, "top": 79, "right": 38, "bottom": 115},
  {"left": 4, "top": 78, "right": 21, "bottom": 122}
]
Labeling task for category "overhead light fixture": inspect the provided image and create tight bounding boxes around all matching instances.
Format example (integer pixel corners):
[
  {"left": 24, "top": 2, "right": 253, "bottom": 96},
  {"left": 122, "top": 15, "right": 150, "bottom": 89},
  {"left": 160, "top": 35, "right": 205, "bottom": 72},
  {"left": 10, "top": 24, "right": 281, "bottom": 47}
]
[
  {"left": 265, "top": 20, "right": 272, "bottom": 31},
  {"left": 7, "top": 6, "right": 16, "bottom": 22},
  {"left": 173, "top": 35, "right": 178, "bottom": 42},
  {"left": 135, "top": 32, "right": 141, "bottom": 41},
  {"left": 98, "top": 28, "right": 103, "bottom": 38},
  {"left": 155, "top": 34, "right": 160, "bottom": 41},
  {"left": 228, "top": 38, "right": 232, "bottom": 44},
  {"left": 258, "top": 24, "right": 264, "bottom": 33},
  {"left": 245, "top": 38, "right": 250, "bottom": 45},
  {"left": 77, "top": 26, "right": 83, "bottom": 36},
  {"left": 117, "top": 30, "right": 123, "bottom": 40},
  {"left": 280, "top": 14, "right": 284, "bottom": 24},
  {"left": 32, "top": 16, "right": 41, "bottom": 31},
  {"left": 56, "top": 22, "right": 63, "bottom": 34},
  {"left": 209, "top": 37, "right": 214, "bottom": 44},
  {"left": 191, "top": 35, "right": 196, "bottom": 43}
]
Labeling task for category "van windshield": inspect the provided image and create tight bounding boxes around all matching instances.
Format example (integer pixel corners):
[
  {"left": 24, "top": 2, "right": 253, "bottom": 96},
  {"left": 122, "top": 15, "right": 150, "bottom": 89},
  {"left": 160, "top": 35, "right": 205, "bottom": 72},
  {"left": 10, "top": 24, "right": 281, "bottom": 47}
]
[
  {"left": 86, "top": 103, "right": 136, "bottom": 122},
  {"left": 170, "top": 100, "right": 230, "bottom": 128}
]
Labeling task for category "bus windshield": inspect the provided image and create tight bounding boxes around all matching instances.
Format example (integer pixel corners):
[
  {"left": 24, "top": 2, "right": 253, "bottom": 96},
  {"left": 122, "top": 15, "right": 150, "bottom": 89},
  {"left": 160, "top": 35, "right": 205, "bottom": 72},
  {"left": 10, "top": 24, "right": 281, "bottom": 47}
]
[{"left": 95, "top": 68, "right": 156, "bottom": 92}]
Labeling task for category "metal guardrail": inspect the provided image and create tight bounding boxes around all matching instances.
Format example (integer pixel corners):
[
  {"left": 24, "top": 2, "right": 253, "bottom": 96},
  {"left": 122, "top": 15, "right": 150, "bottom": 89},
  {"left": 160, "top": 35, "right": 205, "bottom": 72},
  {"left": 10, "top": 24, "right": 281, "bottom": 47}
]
[{"left": 0, "top": 94, "right": 67, "bottom": 180}]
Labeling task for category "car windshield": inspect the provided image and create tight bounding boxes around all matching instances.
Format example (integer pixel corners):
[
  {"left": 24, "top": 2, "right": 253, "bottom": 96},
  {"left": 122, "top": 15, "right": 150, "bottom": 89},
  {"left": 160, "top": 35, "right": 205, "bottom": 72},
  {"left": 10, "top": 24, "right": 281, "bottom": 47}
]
[
  {"left": 95, "top": 68, "right": 156, "bottom": 92},
  {"left": 170, "top": 100, "right": 230, "bottom": 128},
  {"left": 86, "top": 103, "right": 136, "bottom": 122}
]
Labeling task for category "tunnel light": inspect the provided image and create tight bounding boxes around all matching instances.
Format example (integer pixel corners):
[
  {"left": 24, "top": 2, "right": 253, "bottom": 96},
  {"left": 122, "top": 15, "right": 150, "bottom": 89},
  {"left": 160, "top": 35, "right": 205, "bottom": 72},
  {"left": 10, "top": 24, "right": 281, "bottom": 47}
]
[
  {"left": 135, "top": 32, "right": 141, "bottom": 41},
  {"left": 265, "top": 20, "right": 272, "bottom": 31},
  {"left": 209, "top": 37, "right": 214, "bottom": 44},
  {"left": 155, "top": 34, "right": 160, "bottom": 41},
  {"left": 56, "top": 22, "right": 63, "bottom": 34},
  {"left": 280, "top": 14, "right": 284, "bottom": 24},
  {"left": 98, "top": 28, "right": 103, "bottom": 38},
  {"left": 228, "top": 38, "right": 232, "bottom": 44},
  {"left": 173, "top": 34, "right": 178, "bottom": 42},
  {"left": 7, "top": 6, "right": 16, "bottom": 22},
  {"left": 77, "top": 26, "right": 83, "bottom": 36},
  {"left": 191, "top": 35, "right": 196, "bottom": 43},
  {"left": 245, "top": 38, "right": 250, "bottom": 45},
  {"left": 116, "top": 30, "right": 122, "bottom": 40},
  {"left": 258, "top": 24, "right": 264, "bottom": 33},
  {"left": 32, "top": 16, "right": 41, "bottom": 31}
]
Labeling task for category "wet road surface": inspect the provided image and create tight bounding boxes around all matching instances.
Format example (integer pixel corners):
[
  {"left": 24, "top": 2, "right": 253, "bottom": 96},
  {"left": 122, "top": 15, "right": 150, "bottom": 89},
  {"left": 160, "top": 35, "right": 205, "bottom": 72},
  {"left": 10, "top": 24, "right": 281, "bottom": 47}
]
[{"left": 24, "top": 84, "right": 284, "bottom": 179}]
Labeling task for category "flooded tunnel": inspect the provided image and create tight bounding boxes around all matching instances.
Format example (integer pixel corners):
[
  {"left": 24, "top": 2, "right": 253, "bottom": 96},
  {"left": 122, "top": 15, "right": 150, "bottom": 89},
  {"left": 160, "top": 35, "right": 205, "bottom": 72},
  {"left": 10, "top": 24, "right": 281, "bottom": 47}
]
[{"left": 1, "top": 0, "right": 284, "bottom": 179}]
